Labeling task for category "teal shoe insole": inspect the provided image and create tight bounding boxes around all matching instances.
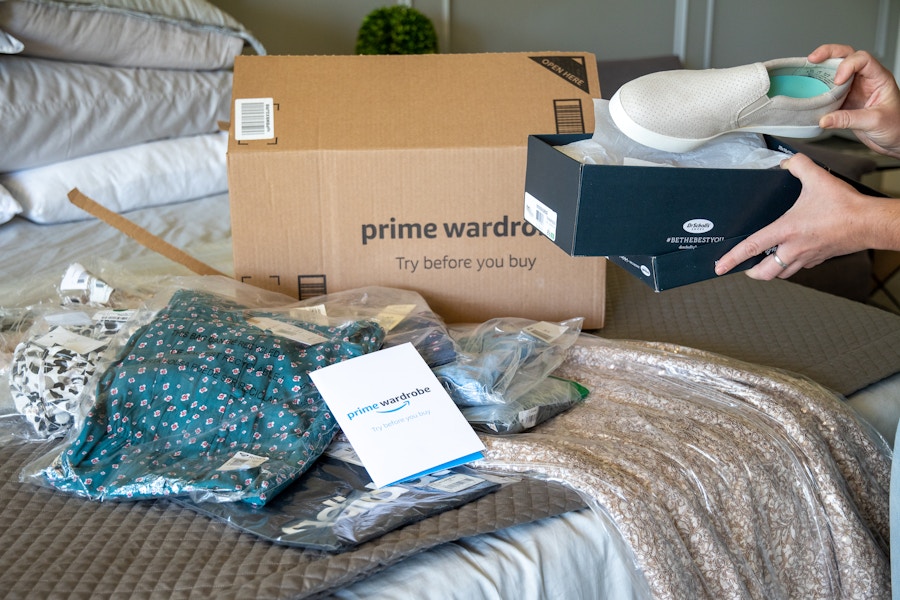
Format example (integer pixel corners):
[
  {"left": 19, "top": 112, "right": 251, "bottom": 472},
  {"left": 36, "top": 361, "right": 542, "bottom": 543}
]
[{"left": 768, "top": 75, "right": 830, "bottom": 98}]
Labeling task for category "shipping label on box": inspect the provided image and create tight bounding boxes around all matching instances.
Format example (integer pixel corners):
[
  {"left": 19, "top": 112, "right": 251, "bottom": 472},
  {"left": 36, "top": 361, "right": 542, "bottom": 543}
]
[{"left": 227, "top": 53, "right": 607, "bottom": 327}]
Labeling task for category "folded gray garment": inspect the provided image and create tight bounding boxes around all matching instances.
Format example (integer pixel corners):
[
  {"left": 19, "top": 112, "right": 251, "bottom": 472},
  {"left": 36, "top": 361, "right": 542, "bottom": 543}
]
[{"left": 599, "top": 264, "right": 900, "bottom": 397}]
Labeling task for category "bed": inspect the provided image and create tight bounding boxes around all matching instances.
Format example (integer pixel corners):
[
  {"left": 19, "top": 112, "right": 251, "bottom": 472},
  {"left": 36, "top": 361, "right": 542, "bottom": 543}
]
[{"left": 1, "top": 2, "right": 899, "bottom": 599}]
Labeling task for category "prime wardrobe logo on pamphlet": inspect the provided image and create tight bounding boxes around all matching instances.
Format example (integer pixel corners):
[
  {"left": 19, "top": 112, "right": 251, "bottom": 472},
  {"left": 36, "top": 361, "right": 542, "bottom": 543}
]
[
  {"left": 309, "top": 343, "right": 485, "bottom": 488},
  {"left": 346, "top": 385, "right": 434, "bottom": 429}
]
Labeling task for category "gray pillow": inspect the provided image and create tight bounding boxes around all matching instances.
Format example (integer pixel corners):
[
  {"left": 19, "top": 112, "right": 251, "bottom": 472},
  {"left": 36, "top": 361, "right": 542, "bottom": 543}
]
[
  {"left": 0, "top": 27, "right": 23, "bottom": 54},
  {"left": 2, "top": 132, "right": 227, "bottom": 224},
  {"left": 0, "top": 181, "right": 22, "bottom": 224},
  {"left": 0, "top": 56, "right": 231, "bottom": 171},
  {"left": 0, "top": 0, "right": 264, "bottom": 69}
]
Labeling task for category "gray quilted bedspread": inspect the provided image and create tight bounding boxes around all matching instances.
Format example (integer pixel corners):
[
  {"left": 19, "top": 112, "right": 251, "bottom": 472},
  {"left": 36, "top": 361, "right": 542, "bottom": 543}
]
[
  {"left": 600, "top": 264, "right": 900, "bottom": 396},
  {"left": 0, "top": 439, "right": 585, "bottom": 599},
  {"left": 0, "top": 266, "right": 898, "bottom": 598}
]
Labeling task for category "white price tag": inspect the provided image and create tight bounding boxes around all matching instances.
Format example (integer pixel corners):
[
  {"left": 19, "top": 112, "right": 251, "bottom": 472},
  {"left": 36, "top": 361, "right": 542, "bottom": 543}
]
[
  {"left": 218, "top": 451, "right": 270, "bottom": 471},
  {"left": 290, "top": 304, "right": 329, "bottom": 326},
  {"left": 518, "top": 406, "right": 541, "bottom": 430},
  {"left": 523, "top": 192, "right": 557, "bottom": 241},
  {"left": 247, "top": 316, "right": 330, "bottom": 346},
  {"left": 428, "top": 472, "right": 483, "bottom": 493},
  {"left": 35, "top": 327, "right": 108, "bottom": 355},
  {"left": 376, "top": 304, "right": 417, "bottom": 331},
  {"left": 523, "top": 321, "right": 569, "bottom": 344}
]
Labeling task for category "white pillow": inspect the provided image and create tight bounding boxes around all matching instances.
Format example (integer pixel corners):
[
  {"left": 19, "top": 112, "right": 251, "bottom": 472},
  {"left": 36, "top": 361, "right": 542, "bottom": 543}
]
[
  {"left": 0, "top": 0, "right": 264, "bottom": 69},
  {"left": 0, "top": 56, "right": 232, "bottom": 172},
  {"left": 0, "top": 28, "right": 23, "bottom": 54},
  {"left": 0, "top": 182, "right": 22, "bottom": 224},
  {"left": 2, "top": 131, "right": 228, "bottom": 225}
]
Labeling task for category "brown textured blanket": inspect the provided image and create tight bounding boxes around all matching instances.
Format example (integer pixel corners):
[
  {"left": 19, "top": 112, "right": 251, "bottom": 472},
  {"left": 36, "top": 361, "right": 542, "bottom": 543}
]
[{"left": 482, "top": 335, "right": 892, "bottom": 599}]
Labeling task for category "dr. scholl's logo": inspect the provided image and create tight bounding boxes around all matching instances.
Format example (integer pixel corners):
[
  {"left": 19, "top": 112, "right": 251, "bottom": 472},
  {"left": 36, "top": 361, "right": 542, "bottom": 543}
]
[{"left": 683, "top": 219, "right": 714, "bottom": 233}]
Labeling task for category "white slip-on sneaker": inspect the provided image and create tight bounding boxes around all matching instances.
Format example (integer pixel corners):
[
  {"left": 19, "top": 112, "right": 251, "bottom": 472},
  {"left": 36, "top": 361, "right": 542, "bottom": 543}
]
[{"left": 608, "top": 57, "right": 852, "bottom": 153}]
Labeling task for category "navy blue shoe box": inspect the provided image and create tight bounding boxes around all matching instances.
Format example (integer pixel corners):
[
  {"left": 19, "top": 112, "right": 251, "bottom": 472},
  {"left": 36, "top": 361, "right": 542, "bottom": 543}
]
[{"left": 522, "top": 133, "right": 876, "bottom": 291}]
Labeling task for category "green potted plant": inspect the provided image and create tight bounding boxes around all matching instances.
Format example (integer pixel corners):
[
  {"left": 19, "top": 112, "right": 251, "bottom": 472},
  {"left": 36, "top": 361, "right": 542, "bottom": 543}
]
[{"left": 355, "top": 5, "right": 439, "bottom": 55}]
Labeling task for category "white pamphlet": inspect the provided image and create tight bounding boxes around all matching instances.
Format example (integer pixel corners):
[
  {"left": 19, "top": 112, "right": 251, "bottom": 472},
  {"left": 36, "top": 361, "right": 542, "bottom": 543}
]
[{"left": 310, "top": 342, "right": 485, "bottom": 488}]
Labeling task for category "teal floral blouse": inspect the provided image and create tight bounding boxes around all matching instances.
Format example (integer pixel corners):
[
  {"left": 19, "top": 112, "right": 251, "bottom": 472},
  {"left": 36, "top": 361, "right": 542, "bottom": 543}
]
[{"left": 39, "top": 289, "right": 385, "bottom": 506}]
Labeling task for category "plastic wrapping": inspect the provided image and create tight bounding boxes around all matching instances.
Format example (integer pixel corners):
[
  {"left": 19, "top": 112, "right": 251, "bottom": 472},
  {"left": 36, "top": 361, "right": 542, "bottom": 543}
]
[
  {"left": 0, "top": 309, "right": 36, "bottom": 379},
  {"left": 0, "top": 262, "right": 149, "bottom": 444},
  {"left": 3, "top": 271, "right": 889, "bottom": 595},
  {"left": 461, "top": 375, "right": 588, "bottom": 434},
  {"left": 293, "top": 286, "right": 458, "bottom": 367},
  {"left": 175, "top": 436, "right": 513, "bottom": 552},
  {"left": 24, "top": 278, "right": 386, "bottom": 505},
  {"left": 435, "top": 317, "right": 583, "bottom": 407},
  {"left": 477, "top": 334, "right": 891, "bottom": 599},
  {"left": 8, "top": 307, "right": 138, "bottom": 439},
  {"left": 556, "top": 99, "right": 788, "bottom": 170},
  {"left": 0, "top": 260, "right": 169, "bottom": 313},
  {"left": 20, "top": 281, "right": 589, "bottom": 505},
  {"left": 0, "top": 308, "right": 38, "bottom": 444},
  {"left": 291, "top": 287, "right": 592, "bottom": 433}
]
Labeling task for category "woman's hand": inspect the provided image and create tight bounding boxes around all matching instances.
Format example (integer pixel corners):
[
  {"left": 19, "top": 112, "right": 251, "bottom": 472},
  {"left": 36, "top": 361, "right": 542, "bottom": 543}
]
[
  {"left": 715, "top": 153, "right": 883, "bottom": 279},
  {"left": 810, "top": 44, "right": 900, "bottom": 159}
]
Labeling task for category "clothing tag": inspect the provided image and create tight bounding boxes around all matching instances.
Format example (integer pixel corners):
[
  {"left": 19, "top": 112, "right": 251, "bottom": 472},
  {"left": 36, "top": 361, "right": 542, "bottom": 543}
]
[
  {"left": 60, "top": 263, "right": 90, "bottom": 291},
  {"left": 93, "top": 309, "right": 136, "bottom": 332},
  {"left": 375, "top": 304, "right": 417, "bottom": 331},
  {"left": 324, "top": 440, "right": 365, "bottom": 467},
  {"left": 218, "top": 451, "right": 270, "bottom": 471},
  {"left": 518, "top": 406, "right": 541, "bottom": 429},
  {"left": 427, "top": 472, "right": 484, "bottom": 493},
  {"left": 310, "top": 343, "right": 485, "bottom": 488},
  {"left": 35, "top": 327, "right": 108, "bottom": 355},
  {"left": 523, "top": 192, "right": 557, "bottom": 241},
  {"left": 290, "top": 305, "right": 329, "bottom": 326},
  {"left": 523, "top": 321, "right": 569, "bottom": 344},
  {"left": 60, "top": 263, "right": 114, "bottom": 305},
  {"left": 247, "top": 316, "right": 329, "bottom": 346},
  {"left": 45, "top": 311, "right": 94, "bottom": 328}
]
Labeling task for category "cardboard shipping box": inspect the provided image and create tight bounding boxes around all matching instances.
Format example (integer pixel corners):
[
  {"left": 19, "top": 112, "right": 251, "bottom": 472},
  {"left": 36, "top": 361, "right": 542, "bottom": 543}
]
[
  {"left": 523, "top": 133, "right": 804, "bottom": 291},
  {"left": 228, "top": 53, "right": 607, "bottom": 326}
]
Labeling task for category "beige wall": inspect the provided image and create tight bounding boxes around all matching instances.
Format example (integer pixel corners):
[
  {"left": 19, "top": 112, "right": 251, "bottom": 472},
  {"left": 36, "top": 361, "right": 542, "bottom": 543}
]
[{"left": 212, "top": 0, "right": 900, "bottom": 71}]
